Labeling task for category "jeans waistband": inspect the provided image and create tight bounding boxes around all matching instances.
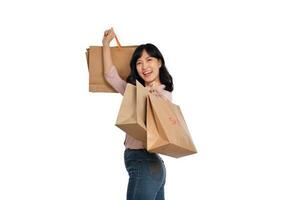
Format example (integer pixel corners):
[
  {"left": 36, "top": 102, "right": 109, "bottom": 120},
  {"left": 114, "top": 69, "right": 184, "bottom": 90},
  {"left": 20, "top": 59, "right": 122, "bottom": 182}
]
[{"left": 124, "top": 148, "right": 162, "bottom": 161}]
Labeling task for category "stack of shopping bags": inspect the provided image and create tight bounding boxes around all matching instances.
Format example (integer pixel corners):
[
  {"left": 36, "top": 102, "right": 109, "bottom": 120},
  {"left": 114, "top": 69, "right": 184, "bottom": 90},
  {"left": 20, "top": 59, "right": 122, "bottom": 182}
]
[
  {"left": 115, "top": 81, "right": 197, "bottom": 158},
  {"left": 86, "top": 44, "right": 197, "bottom": 158}
]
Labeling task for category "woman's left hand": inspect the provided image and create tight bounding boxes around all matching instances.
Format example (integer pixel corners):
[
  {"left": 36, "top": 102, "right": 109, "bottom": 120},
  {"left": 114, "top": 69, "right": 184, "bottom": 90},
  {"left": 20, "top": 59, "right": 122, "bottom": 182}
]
[{"left": 147, "top": 84, "right": 168, "bottom": 100}]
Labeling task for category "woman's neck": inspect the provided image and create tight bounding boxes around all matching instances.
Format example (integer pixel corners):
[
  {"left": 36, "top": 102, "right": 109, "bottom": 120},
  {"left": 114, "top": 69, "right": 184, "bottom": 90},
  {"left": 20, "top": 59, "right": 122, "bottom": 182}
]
[{"left": 145, "top": 80, "right": 162, "bottom": 87}]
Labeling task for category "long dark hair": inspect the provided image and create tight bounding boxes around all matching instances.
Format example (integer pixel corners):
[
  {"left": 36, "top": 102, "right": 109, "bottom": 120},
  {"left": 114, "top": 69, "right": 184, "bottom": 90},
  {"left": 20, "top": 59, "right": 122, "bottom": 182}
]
[{"left": 126, "top": 43, "right": 174, "bottom": 92}]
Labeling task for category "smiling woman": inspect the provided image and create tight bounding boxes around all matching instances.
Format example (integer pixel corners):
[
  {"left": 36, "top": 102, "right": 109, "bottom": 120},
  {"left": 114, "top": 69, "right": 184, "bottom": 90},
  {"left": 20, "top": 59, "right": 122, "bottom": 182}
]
[
  {"left": 102, "top": 27, "right": 173, "bottom": 200},
  {"left": 127, "top": 43, "right": 174, "bottom": 93}
]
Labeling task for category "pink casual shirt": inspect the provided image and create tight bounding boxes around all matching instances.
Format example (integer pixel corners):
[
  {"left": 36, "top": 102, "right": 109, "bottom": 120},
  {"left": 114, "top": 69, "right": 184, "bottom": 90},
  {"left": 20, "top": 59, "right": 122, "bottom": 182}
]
[{"left": 104, "top": 65, "right": 172, "bottom": 149}]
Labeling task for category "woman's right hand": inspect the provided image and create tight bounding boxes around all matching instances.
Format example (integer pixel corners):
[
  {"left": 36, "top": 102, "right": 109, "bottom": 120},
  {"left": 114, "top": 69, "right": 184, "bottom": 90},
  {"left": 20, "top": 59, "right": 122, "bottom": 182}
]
[{"left": 102, "top": 27, "right": 115, "bottom": 46}]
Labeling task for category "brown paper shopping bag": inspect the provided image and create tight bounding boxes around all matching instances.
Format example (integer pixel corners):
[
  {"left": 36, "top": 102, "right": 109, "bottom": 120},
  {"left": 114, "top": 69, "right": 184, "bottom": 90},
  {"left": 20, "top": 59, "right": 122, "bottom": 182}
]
[
  {"left": 146, "top": 93, "right": 197, "bottom": 158},
  {"left": 115, "top": 81, "right": 148, "bottom": 142},
  {"left": 86, "top": 33, "right": 137, "bottom": 92}
]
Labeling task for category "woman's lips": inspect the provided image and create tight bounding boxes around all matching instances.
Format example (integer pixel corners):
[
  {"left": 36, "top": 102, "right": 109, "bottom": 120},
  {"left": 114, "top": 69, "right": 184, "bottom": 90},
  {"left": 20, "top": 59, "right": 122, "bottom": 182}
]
[{"left": 143, "top": 71, "right": 152, "bottom": 77}]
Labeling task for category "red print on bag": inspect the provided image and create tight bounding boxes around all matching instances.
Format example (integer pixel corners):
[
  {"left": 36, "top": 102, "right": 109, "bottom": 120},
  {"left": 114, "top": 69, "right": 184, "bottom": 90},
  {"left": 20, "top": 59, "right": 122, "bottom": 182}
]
[{"left": 168, "top": 116, "right": 179, "bottom": 125}]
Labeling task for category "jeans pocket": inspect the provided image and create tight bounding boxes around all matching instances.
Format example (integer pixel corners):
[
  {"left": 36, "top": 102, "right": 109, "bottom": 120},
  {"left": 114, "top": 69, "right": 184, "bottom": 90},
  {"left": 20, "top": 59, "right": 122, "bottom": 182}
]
[{"left": 146, "top": 159, "right": 165, "bottom": 182}]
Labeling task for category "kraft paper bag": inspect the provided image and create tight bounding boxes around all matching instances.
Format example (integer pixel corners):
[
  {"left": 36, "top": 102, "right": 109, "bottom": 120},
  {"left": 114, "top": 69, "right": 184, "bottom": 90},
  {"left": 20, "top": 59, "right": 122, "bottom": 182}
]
[
  {"left": 146, "top": 93, "right": 197, "bottom": 158},
  {"left": 115, "top": 81, "right": 148, "bottom": 142},
  {"left": 86, "top": 45, "right": 137, "bottom": 92}
]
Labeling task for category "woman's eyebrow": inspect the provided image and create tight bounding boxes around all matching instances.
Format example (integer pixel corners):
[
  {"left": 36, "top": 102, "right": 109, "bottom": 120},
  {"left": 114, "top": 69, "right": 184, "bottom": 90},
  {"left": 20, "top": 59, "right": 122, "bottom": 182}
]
[{"left": 137, "top": 56, "right": 151, "bottom": 62}]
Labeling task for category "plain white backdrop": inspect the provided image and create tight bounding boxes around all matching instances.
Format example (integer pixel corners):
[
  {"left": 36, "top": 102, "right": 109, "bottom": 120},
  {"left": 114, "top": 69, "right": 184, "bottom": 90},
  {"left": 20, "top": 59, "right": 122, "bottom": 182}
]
[{"left": 0, "top": 0, "right": 299, "bottom": 199}]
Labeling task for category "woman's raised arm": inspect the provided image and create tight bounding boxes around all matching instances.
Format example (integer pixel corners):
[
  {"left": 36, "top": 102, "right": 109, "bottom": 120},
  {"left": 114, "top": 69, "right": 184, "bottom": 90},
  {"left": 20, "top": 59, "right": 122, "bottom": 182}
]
[{"left": 102, "top": 28, "right": 126, "bottom": 95}]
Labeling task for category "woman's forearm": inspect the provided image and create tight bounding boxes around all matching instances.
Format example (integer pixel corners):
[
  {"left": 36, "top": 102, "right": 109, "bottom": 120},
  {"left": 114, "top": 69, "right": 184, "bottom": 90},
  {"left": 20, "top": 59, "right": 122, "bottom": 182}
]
[{"left": 103, "top": 43, "right": 114, "bottom": 74}]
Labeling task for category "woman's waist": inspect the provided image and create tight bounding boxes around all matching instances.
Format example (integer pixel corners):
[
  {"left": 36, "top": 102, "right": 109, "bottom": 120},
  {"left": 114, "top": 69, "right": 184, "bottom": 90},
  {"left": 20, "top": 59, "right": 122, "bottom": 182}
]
[{"left": 124, "top": 148, "right": 162, "bottom": 161}]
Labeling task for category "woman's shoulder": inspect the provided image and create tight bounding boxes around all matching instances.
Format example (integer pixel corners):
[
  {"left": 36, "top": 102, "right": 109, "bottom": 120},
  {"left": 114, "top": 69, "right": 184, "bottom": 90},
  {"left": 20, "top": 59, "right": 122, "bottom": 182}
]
[{"left": 161, "top": 85, "right": 172, "bottom": 102}]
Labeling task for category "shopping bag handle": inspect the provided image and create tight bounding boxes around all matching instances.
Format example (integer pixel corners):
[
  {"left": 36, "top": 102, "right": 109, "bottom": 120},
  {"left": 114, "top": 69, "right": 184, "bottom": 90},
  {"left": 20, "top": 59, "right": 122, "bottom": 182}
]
[{"left": 113, "top": 29, "right": 122, "bottom": 48}]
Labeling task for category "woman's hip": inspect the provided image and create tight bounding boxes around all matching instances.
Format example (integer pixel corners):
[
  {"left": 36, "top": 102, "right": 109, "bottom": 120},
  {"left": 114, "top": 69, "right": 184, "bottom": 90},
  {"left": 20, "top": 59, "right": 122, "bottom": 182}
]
[{"left": 124, "top": 149, "right": 166, "bottom": 181}]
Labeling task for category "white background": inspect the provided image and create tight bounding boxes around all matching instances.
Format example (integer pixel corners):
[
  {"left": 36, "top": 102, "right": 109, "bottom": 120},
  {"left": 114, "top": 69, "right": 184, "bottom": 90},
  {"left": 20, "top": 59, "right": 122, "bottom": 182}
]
[{"left": 0, "top": 0, "right": 299, "bottom": 199}]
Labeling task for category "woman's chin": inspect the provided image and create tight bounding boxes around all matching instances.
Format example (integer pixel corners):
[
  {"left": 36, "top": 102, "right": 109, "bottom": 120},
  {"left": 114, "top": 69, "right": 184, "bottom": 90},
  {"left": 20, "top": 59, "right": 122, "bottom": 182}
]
[
  {"left": 145, "top": 80, "right": 160, "bottom": 87},
  {"left": 142, "top": 76, "right": 153, "bottom": 82}
]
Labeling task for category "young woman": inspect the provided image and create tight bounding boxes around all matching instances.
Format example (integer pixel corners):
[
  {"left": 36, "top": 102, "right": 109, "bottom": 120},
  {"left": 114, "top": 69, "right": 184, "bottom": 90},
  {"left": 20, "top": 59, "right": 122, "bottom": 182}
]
[{"left": 102, "top": 28, "right": 174, "bottom": 200}]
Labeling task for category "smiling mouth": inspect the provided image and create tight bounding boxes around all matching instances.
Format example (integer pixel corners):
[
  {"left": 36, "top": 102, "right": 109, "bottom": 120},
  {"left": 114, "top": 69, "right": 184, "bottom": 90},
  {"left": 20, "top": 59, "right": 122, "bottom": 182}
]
[{"left": 143, "top": 71, "right": 153, "bottom": 77}]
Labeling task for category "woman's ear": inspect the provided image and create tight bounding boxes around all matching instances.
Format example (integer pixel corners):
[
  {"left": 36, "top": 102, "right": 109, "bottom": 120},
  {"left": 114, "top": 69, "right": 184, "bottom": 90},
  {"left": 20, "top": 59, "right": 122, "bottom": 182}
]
[{"left": 158, "top": 59, "right": 162, "bottom": 68}]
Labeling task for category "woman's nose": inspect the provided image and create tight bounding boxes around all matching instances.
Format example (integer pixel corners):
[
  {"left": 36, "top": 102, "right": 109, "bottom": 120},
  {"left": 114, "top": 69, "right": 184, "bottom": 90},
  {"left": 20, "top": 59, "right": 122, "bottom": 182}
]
[{"left": 142, "top": 63, "right": 148, "bottom": 69}]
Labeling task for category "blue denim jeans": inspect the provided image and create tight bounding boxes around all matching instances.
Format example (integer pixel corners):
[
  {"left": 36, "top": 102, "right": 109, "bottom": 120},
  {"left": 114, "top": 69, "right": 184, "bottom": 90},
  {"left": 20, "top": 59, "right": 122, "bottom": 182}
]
[{"left": 124, "top": 149, "right": 166, "bottom": 200}]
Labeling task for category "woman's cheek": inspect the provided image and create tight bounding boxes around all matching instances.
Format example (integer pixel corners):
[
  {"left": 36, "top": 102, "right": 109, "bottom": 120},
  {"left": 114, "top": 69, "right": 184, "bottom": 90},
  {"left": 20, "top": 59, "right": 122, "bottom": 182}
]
[
  {"left": 154, "top": 70, "right": 159, "bottom": 78},
  {"left": 137, "top": 68, "right": 143, "bottom": 78}
]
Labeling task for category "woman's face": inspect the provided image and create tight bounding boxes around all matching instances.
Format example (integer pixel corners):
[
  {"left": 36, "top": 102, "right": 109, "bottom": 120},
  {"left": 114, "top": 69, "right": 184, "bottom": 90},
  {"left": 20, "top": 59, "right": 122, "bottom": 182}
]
[{"left": 136, "top": 50, "right": 162, "bottom": 86}]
